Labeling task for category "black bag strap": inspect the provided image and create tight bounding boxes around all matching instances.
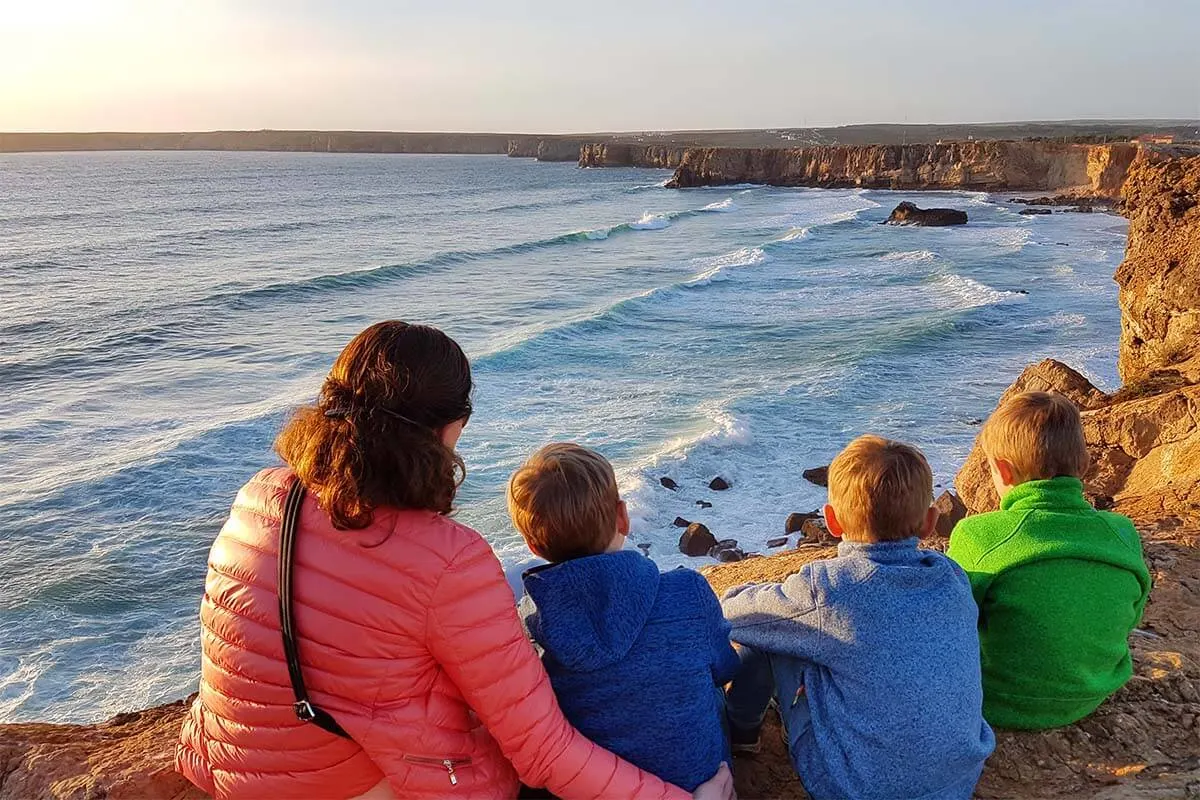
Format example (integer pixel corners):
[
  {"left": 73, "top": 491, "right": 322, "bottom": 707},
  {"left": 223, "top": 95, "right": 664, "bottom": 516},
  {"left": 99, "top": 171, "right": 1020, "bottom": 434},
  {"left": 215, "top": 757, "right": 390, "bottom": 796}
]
[{"left": 278, "top": 479, "right": 352, "bottom": 739}]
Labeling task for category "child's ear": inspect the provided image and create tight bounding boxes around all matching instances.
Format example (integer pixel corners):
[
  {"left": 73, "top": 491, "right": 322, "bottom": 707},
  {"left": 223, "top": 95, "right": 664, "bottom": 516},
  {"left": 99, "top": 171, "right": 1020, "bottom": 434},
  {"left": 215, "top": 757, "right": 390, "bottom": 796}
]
[
  {"left": 920, "top": 505, "right": 939, "bottom": 540},
  {"left": 822, "top": 503, "right": 844, "bottom": 539},
  {"left": 616, "top": 500, "right": 631, "bottom": 537},
  {"left": 991, "top": 457, "right": 1018, "bottom": 487}
]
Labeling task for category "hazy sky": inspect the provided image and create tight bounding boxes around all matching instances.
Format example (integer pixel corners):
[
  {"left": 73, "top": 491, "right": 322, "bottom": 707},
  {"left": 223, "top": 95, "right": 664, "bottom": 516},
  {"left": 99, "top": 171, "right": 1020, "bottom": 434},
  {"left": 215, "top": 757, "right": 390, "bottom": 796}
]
[{"left": 2, "top": 0, "right": 1198, "bottom": 133}]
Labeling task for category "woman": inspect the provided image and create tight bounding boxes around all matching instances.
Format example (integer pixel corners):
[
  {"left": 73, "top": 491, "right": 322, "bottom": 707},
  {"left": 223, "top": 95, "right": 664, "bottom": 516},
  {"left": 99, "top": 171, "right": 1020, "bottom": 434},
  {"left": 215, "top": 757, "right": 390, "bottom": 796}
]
[{"left": 176, "top": 321, "right": 733, "bottom": 800}]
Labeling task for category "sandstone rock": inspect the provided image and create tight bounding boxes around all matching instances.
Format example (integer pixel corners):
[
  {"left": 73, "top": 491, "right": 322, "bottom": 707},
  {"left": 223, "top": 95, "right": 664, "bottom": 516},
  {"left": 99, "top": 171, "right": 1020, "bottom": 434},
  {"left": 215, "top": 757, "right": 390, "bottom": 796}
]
[
  {"left": 802, "top": 466, "right": 829, "bottom": 487},
  {"left": 885, "top": 201, "right": 968, "bottom": 226},
  {"left": 672, "top": 516, "right": 691, "bottom": 528},
  {"left": 0, "top": 700, "right": 204, "bottom": 800},
  {"left": 578, "top": 143, "right": 686, "bottom": 169},
  {"left": 785, "top": 511, "right": 821, "bottom": 534},
  {"left": 1117, "top": 153, "right": 1200, "bottom": 385},
  {"left": 696, "top": 500, "right": 713, "bottom": 509},
  {"left": 660, "top": 477, "right": 679, "bottom": 491},
  {"left": 679, "top": 523, "right": 718, "bottom": 556},
  {"left": 665, "top": 142, "right": 1138, "bottom": 195},
  {"left": 709, "top": 477, "right": 731, "bottom": 491},
  {"left": 933, "top": 490, "right": 968, "bottom": 538}
]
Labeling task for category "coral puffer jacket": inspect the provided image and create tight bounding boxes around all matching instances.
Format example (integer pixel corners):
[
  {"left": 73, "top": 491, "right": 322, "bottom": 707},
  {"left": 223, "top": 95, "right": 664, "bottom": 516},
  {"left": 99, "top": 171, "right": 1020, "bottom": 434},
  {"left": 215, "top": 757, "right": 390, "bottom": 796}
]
[{"left": 177, "top": 468, "right": 688, "bottom": 800}]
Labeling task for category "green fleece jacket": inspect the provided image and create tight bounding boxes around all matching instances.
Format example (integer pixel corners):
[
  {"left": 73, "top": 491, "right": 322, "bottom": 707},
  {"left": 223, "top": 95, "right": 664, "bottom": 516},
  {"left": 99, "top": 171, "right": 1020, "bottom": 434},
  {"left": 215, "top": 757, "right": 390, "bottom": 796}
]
[{"left": 947, "top": 477, "right": 1151, "bottom": 730}]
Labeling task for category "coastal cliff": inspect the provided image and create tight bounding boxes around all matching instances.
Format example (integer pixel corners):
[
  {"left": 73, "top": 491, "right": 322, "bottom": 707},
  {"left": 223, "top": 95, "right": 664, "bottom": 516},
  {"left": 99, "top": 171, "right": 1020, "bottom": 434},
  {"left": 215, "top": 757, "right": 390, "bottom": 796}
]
[
  {"left": 578, "top": 143, "right": 687, "bottom": 169},
  {"left": 3, "top": 154, "right": 1200, "bottom": 800},
  {"left": 655, "top": 141, "right": 1140, "bottom": 196}
]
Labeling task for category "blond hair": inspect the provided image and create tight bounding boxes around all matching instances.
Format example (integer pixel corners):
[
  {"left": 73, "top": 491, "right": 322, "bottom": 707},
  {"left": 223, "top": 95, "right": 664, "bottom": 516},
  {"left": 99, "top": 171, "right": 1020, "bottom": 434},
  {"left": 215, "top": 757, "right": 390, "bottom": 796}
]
[
  {"left": 827, "top": 435, "right": 934, "bottom": 542},
  {"left": 979, "top": 391, "right": 1089, "bottom": 482},
  {"left": 507, "top": 443, "right": 620, "bottom": 563}
]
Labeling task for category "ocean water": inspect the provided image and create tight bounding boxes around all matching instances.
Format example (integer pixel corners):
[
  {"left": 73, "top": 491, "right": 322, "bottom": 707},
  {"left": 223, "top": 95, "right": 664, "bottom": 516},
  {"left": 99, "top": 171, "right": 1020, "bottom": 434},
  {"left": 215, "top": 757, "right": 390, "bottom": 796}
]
[{"left": 0, "top": 152, "right": 1128, "bottom": 724}]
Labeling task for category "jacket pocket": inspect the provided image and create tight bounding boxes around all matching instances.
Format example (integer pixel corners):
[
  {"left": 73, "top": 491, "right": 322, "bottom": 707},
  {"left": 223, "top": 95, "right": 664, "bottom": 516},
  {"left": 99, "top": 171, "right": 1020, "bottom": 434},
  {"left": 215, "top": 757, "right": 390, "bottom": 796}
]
[{"left": 403, "top": 754, "right": 473, "bottom": 787}]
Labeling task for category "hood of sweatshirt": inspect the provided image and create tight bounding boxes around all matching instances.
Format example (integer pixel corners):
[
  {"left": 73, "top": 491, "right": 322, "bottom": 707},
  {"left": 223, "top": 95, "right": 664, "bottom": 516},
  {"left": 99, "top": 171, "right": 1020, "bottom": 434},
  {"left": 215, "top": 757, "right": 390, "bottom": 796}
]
[{"left": 520, "top": 550, "right": 661, "bottom": 672}]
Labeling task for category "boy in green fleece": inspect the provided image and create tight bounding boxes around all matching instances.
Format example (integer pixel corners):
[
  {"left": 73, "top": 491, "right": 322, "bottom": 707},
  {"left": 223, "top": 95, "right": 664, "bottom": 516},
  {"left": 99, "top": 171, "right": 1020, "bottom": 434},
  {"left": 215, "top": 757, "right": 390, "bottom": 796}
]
[{"left": 948, "top": 391, "right": 1152, "bottom": 729}]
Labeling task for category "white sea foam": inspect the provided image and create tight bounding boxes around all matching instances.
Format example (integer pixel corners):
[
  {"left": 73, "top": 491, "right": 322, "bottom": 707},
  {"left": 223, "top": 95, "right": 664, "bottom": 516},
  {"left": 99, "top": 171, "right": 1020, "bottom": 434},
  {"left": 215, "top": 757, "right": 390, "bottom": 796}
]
[
  {"left": 685, "top": 247, "right": 768, "bottom": 284},
  {"left": 580, "top": 228, "right": 610, "bottom": 240},
  {"left": 1021, "top": 311, "right": 1088, "bottom": 331},
  {"left": 776, "top": 227, "right": 810, "bottom": 242},
  {"left": 630, "top": 211, "right": 672, "bottom": 230},
  {"left": 700, "top": 197, "right": 736, "bottom": 212},
  {"left": 931, "top": 274, "right": 1027, "bottom": 309},
  {"left": 880, "top": 249, "right": 937, "bottom": 263}
]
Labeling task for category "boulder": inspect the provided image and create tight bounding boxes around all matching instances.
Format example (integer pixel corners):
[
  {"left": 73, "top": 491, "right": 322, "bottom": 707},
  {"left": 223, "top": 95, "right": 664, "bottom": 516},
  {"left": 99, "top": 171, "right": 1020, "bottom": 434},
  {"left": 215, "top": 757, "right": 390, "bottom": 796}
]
[
  {"left": 712, "top": 546, "right": 747, "bottom": 563},
  {"left": 884, "top": 201, "right": 967, "bottom": 226},
  {"left": 679, "top": 523, "right": 718, "bottom": 556},
  {"left": 800, "top": 518, "right": 832, "bottom": 543},
  {"left": 767, "top": 536, "right": 790, "bottom": 548},
  {"left": 785, "top": 511, "right": 821, "bottom": 534},
  {"left": 636, "top": 542, "right": 652, "bottom": 556},
  {"left": 933, "top": 491, "right": 968, "bottom": 538},
  {"left": 1019, "top": 208, "right": 1053, "bottom": 216},
  {"left": 801, "top": 466, "right": 829, "bottom": 487},
  {"left": 672, "top": 516, "right": 691, "bottom": 528},
  {"left": 709, "top": 477, "right": 731, "bottom": 491},
  {"left": 696, "top": 500, "right": 713, "bottom": 509},
  {"left": 660, "top": 477, "right": 679, "bottom": 491}
]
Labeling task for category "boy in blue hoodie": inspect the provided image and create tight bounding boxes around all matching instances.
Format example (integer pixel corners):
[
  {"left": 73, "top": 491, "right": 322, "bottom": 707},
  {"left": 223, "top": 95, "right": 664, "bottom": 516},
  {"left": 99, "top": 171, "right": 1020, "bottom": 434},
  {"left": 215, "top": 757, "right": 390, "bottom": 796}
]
[
  {"left": 508, "top": 443, "right": 740, "bottom": 792},
  {"left": 723, "top": 435, "right": 995, "bottom": 800}
]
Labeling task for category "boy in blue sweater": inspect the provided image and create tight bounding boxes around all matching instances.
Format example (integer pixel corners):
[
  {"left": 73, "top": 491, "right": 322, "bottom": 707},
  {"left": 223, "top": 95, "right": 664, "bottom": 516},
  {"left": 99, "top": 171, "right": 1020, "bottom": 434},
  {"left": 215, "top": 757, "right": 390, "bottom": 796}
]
[
  {"left": 508, "top": 443, "right": 740, "bottom": 792},
  {"left": 723, "top": 435, "right": 995, "bottom": 800}
]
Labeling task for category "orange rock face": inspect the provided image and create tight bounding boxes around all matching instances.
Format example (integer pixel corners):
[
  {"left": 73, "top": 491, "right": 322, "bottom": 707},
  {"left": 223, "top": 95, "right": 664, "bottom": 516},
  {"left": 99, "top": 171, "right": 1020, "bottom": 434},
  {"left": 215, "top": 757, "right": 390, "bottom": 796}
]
[
  {"left": 0, "top": 699, "right": 203, "bottom": 800},
  {"left": 659, "top": 141, "right": 1139, "bottom": 195}
]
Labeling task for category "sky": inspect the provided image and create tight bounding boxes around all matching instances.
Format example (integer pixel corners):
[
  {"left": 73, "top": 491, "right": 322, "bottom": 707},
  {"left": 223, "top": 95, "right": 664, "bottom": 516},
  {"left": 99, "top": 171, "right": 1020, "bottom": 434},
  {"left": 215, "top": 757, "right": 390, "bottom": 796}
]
[{"left": 1, "top": 0, "right": 1198, "bottom": 133}]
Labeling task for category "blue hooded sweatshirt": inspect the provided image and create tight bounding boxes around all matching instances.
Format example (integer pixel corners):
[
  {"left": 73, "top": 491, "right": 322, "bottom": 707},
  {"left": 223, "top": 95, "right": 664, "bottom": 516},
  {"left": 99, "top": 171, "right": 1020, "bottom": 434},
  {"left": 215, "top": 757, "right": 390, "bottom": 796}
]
[
  {"left": 722, "top": 539, "right": 995, "bottom": 800},
  {"left": 519, "top": 550, "right": 740, "bottom": 791}
]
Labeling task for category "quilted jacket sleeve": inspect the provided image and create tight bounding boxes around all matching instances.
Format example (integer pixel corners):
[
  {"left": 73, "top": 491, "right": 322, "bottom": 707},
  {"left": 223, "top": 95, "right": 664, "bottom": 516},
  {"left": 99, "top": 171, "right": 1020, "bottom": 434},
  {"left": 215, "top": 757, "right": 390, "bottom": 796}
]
[{"left": 426, "top": 534, "right": 690, "bottom": 800}]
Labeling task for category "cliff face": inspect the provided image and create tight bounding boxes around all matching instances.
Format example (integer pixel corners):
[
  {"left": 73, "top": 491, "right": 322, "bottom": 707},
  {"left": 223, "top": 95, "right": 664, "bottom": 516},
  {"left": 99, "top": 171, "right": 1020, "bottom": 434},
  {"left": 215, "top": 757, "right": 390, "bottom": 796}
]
[
  {"left": 578, "top": 143, "right": 687, "bottom": 169},
  {"left": 956, "top": 153, "right": 1200, "bottom": 525},
  {"left": 1116, "top": 154, "right": 1200, "bottom": 384},
  {"left": 658, "top": 142, "right": 1139, "bottom": 196}
]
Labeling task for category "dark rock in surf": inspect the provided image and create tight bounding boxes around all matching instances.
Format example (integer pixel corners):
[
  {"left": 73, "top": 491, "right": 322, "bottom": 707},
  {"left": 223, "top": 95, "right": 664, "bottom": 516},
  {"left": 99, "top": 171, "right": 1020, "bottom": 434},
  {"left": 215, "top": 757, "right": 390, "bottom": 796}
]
[
  {"left": 660, "top": 477, "right": 679, "bottom": 491},
  {"left": 696, "top": 500, "right": 713, "bottom": 509},
  {"left": 884, "top": 201, "right": 968, "bottom": 226},
  {"left": 800, "top": 517, "right": 832, "bottom": 543},
  {"left": 709, "top": 477, "right": 731, "bottom": 491},
  {"left": 767, "top": 536, "right": 790, "bottom": 548},
  {"left": 672, "top": 516, "right": 691, "bottom": 528},
  {"left": 679, "top": 523, "right": 718, "bottom": 557},
  {"left": 785, "top": 511, "right": 821, "bottom": 534},
  {"left": 637, "top": 542, "right": 652, "bottom": 556},
  {"left": 1019, "top": 208, "right": 1053, "bottom": 216},
  {"left": 712, "top": 546, "right": 746, "bottom": 563},
  {"left": 802, "top": 466, "right": 830, "bottom": 487}
]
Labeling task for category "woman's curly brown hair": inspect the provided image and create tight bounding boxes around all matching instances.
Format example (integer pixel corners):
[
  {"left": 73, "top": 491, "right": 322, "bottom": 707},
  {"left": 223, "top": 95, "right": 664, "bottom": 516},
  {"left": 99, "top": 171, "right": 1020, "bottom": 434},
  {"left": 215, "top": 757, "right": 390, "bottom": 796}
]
[{"left": 275, "top": 321, "right": 473, "bottom": 529}]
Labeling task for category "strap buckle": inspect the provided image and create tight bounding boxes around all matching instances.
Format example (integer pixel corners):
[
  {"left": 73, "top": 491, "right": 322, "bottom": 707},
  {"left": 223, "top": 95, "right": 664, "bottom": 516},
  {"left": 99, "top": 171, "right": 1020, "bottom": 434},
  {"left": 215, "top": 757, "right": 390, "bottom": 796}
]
[{"left": 294, "top": 700, "right": 317, "bottom": 722}]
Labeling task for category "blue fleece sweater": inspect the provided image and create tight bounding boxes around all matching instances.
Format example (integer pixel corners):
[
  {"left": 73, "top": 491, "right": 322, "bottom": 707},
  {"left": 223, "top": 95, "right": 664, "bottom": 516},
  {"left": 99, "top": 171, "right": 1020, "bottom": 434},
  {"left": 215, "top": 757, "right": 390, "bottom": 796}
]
[
  {"left": 519, "top": 550, "right": 740, "bottom": 792},
  {"left": 722, "top": 539, "right": 995, "bottom": 800}
]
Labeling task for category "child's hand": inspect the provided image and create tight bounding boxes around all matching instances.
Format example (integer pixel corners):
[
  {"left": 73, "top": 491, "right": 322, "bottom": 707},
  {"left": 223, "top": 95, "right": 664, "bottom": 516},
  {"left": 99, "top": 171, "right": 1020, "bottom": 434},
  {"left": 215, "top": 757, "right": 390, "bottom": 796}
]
[{"left": 691, "top": 761, "right": 736, "bottom": 800}]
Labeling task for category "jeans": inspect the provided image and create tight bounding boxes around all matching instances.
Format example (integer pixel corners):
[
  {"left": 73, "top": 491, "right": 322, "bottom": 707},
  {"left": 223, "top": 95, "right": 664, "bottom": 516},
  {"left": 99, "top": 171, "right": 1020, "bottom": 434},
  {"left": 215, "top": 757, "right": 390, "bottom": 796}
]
[{"left": 724, "top": 645, "right": 811, "bottom": 763}]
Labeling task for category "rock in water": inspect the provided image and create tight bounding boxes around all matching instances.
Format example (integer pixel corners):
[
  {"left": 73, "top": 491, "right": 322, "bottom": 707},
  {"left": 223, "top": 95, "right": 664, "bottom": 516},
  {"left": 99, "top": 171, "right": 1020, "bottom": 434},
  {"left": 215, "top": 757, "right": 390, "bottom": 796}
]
[
  {"left": 709, "top": 477, "right": 731, "bottom": 491},
  {"left": 1019, "top": 208, "right": 1053, "bottom": 216},
  {"left": 884, "top": 201, "right": 968, "bottom": 226},
  {"left": 800, "top": 518, "right": 832, "bottom": 543},
  {"left": 696, "top": 500, "right": 713, "bottom": 509},
  {"left": 785, "top": 511, "right": 821, "bottom": 534},
  {"left": 767, "top": 536, "right": 789, "bottom": 548},
  {"left": 802, "top": 466, "right": 829, "bottom": 487},
  {"left": 712, "top": 546, "right": 746, "bottom": 563},
  {"left": 637, "top": 542, "right": 652, "bottom": 556},
  {"left": 933, "top": 490, "right": 968, "bottom": 538},
  {"left": 672, "top": 516, "right": 691, "bottom": 528},
  {"left": 679, "top": 522, "right": 718, "bottom": 556},
  {"left": 660, "top": 477, "right": 679, "bottom": 491}
]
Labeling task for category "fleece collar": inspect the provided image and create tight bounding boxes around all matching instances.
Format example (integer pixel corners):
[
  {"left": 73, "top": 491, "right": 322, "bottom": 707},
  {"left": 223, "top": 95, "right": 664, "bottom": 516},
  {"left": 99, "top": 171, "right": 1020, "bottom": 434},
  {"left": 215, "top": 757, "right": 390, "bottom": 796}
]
[{"left": 1000, "top": 477, "right": 1092, "bottom": 513}]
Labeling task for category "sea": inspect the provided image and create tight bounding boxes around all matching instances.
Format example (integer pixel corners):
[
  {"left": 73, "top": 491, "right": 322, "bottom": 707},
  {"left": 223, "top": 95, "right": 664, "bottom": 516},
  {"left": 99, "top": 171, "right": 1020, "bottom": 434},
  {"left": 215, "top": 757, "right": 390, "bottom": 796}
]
[{"left": 0, "top": 152, "right": 1128, "bottom": 724}]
